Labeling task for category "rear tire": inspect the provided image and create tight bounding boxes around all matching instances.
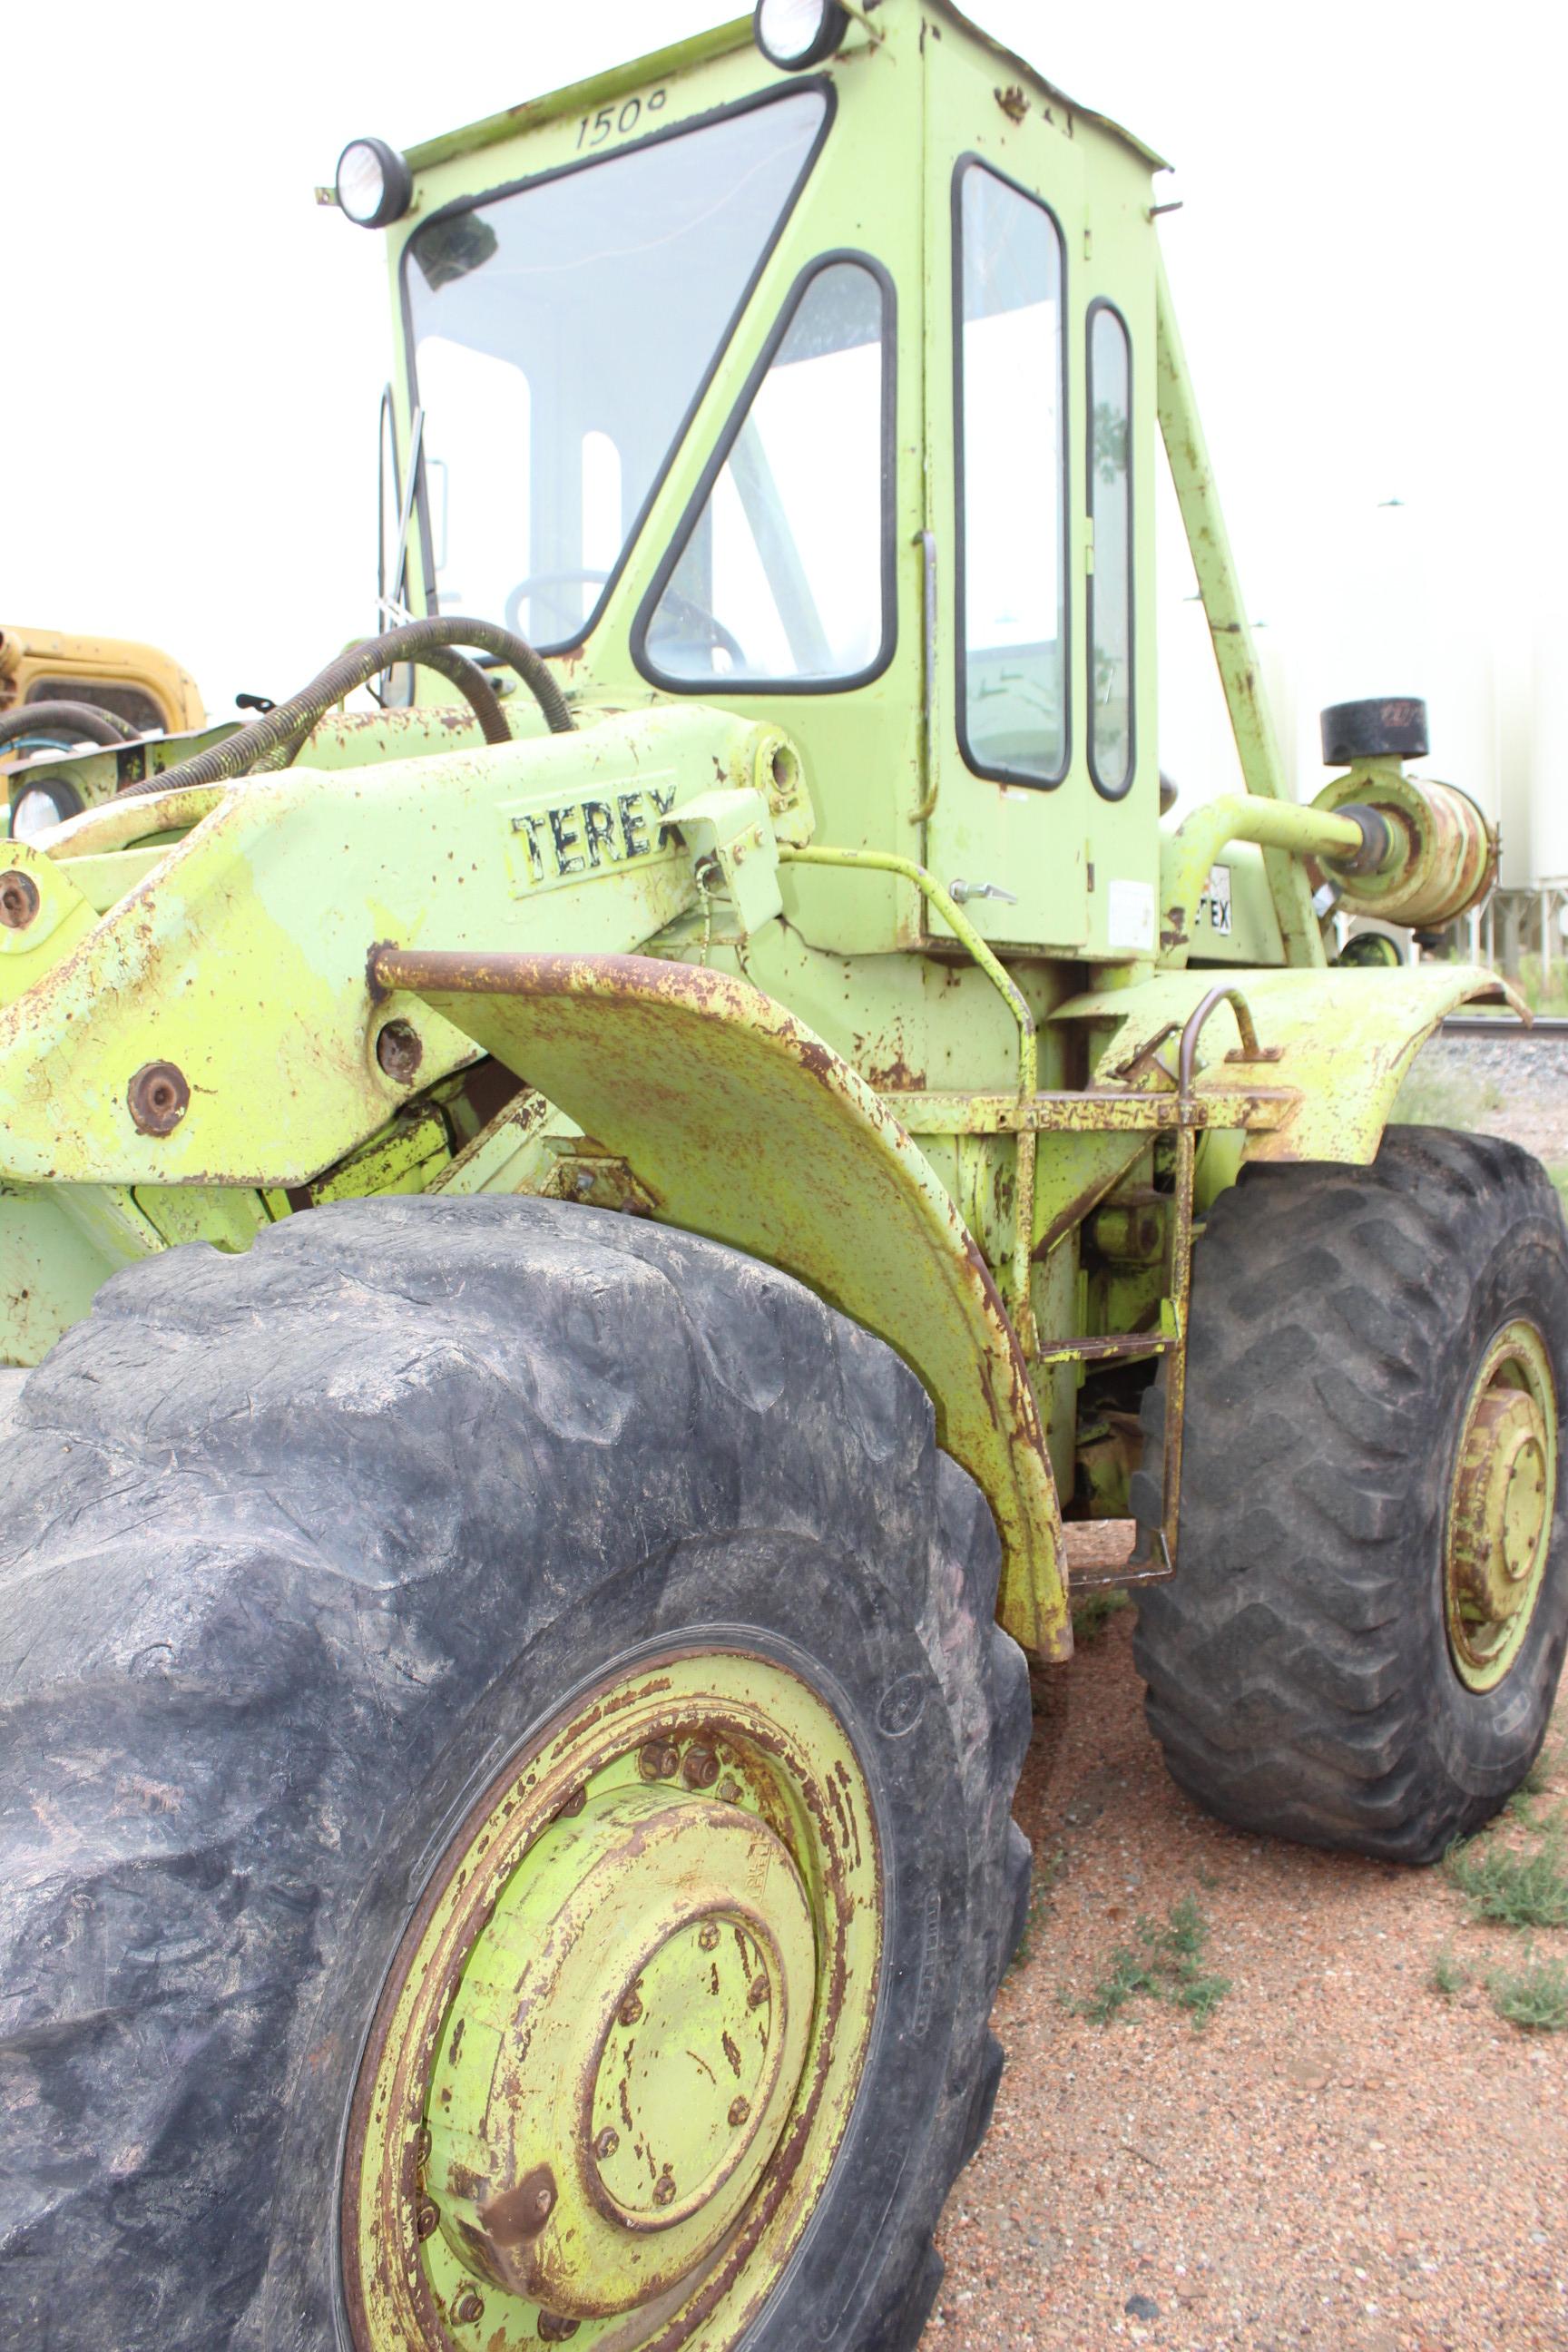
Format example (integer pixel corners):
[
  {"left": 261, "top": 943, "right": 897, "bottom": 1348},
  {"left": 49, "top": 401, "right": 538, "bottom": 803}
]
[
  {"left": 0, "top": 1198, "right": 1030, "bottom": 2349},
  {"left": 1132, "top": 1127, "right": 1568, "bottom": 1863}
]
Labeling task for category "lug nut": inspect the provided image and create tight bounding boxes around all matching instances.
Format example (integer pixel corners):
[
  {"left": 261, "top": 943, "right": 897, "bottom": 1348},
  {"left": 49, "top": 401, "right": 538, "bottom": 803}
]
[
  {"left": 652, "top": 2174, "right": 677, "bottom": 2208},
  {"left": 639, "top": 1739, "right": 680, "bottom": 1780},
  {"left": 415, "top": 2124, "right": 432, "bottom": 2164},
  {"left": 452, "top": 2288, "right": 485, "bottom": 2325},
  {"left": 618, "top": 1993, "right": 644, "bottom": 2028},
  {"left": 0, "top": 870, "right": 40, "bottom": 930},
  {"left": 718, "top": 1777, "right": 741, "bottom": 1803},
  {"left": 537, "top": 2314, "right": 580, "bottom": 2343},
  {"left": 416, "top": 2199, "right": 440, "bottom": 2240},
  {"left": 593, "top": 2127, "right": 619, "bottom": 2161},
  {"left": 681, "top": 1745, "right": 720, "bottom": 1789},
  {"left": 698, "top": 1922, "right": 720, "bottom": 1953},
  {"left": 728, "top": 2097, "right": 750, "bottom": 2128}
]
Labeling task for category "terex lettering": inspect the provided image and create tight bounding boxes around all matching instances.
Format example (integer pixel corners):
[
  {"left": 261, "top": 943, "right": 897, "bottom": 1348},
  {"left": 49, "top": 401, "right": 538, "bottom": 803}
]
[{"left": 506, "top": 782, "right": 681, "bottom": 889}]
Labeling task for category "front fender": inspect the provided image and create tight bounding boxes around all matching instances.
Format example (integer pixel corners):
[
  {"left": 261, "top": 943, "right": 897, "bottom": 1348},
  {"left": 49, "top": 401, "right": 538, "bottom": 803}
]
[
  {"left": 1054, "top": 963, "right": 1524, "bottom": 1162},
  {"left": 375, "top": 946, "right": 1071, "bottom": 1662}
]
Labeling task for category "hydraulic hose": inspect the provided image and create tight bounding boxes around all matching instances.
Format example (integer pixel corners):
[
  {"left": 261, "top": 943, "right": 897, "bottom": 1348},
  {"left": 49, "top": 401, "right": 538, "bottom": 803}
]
[
  {"left": 121, "top": 618, "right": 573, "bottom": 799},
  {"left": 245, "top": 642, "right": 514, "bottom": 775},
  {"left": 0, "top": 700, "right": 139, "bottom": 753}
]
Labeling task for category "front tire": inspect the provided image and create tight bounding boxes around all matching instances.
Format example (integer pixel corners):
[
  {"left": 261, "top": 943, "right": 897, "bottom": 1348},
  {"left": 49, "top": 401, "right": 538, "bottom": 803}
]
[
  {"left": 0, "top": 1198, "right": 1030, "bottom": 2350},
  {"left": 1132, "top": 1127, "right": 1568, "bottom": 1863}
]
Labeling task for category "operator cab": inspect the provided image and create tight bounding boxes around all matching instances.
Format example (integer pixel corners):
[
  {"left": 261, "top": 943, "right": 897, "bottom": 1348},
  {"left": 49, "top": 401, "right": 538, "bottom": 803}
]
[{"left": 354, "top": 0, "right": 1164, "bottom": 963}]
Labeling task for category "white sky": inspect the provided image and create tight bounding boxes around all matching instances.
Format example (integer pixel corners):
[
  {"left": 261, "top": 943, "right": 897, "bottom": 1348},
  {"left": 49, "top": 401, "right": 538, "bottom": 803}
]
[{"left": 4, "top": 2, "right": 1558, "bottom": 856}]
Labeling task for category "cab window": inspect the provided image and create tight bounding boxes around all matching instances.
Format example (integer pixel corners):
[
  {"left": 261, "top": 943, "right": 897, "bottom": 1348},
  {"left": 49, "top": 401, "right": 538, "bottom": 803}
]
[
  {"left": 954, "top": 162, "right": 1068, "bottom": 786},
  {"left": 639, "top": 257, "right": 893, "bottom": 688},
  {"left": 1088, "top": 301, "right": 1134, "bottom": 796}
]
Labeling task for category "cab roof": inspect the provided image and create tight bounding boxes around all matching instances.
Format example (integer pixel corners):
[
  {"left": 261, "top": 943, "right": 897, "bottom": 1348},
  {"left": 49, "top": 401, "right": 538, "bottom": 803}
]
[{"left": 402, "top": 3, "right": 1167, "bottom": 178}]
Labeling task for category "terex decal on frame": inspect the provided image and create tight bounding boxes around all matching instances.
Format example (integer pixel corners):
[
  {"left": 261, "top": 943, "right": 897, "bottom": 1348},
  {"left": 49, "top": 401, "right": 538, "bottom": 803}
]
[{"left": 500, "top": 777, "right": 682, "bottom": 895}]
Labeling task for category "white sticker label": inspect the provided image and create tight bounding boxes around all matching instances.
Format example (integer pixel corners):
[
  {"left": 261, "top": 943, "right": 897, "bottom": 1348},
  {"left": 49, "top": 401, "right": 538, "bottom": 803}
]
[
  {"left": 1200, "top": 863, "right": 1232, "bottom": 936},
  {"left": 1107, "top": 877, "right": 1155, "bottom": 952}
]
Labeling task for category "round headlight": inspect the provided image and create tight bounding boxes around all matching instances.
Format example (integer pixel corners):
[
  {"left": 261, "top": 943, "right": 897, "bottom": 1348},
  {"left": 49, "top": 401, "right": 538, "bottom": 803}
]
[
  {"left": 11, "top": 780, "right": 83, "bottom": 842},
  {"left": 754, "top": 0, "right": 850, "bottom": 70},
  {"left": 335, "top": 137, "right": 414, "bottom": 230}
]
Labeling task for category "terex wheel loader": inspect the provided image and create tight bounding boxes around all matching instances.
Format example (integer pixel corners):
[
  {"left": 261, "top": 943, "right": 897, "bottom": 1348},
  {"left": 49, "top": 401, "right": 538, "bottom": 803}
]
[{"left": 2, "top": 6, "right": 1562, "bottom": 2347}]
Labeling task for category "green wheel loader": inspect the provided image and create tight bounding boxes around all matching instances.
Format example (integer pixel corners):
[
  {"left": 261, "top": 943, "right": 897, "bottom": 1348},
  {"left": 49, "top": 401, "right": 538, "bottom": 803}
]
[{"left": 2, "top": 6, "right": 1562, "bottom": 2346}]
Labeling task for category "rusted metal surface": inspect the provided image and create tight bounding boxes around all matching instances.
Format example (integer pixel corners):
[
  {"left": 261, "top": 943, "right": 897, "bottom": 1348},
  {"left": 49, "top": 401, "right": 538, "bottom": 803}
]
[
  {"left": 342, "top": 1647, "right": 881, "bottom": 2350},
  {"left": 882, "top": 1087, "right": 1294, "bottom": 1134},
  {"left": 374, "top": 1019, "right": 424, "bottom": 1084},
  {"left": 0, "top": 871, "right": 40, "bottom": 930},
  {"left": 1055, "top": 964, "right": 1526, "bottom": 1166},
  {"left": 1316, "top": 766, "right": 1497, "bottom": 927},
  {"left": 374, "top": 945, "right": 1071, "bottom": 1660},
  {"left": 781, "top": 845, "right": 1040, "bottom": 1348},
  {"left": 126, "top": 1060, "right": 190, "bottom": 1137}
]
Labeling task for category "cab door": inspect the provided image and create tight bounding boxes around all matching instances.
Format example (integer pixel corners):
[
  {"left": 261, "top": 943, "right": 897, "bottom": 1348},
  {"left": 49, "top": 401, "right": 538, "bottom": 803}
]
[{"left": 921, "top": 41, "right": 1090, "bottom": 954}]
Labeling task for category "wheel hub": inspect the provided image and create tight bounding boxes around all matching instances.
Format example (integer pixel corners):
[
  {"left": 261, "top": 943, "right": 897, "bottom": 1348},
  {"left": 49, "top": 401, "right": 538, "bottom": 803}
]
[
  {"left": 1445, "top": 1321, "right": 1557, "bottom": 1690},
  {"left": 342, "top": 1649, "right": 882, "bottom": 2352},
  {"left": 429, "top": 1791, "right": 815, "bottom": 2319}
]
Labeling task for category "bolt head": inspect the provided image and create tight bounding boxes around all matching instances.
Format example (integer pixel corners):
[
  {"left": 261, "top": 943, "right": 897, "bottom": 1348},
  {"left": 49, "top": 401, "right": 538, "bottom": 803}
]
[
  {"left": 0, "top": 870, "right": 40, "bottom": 930},
  {"left": 728, "top": 2096, "right": 750, "bottom": 2128},
  {"left": 416, "top": 2199, "right": 440, "bottom": 2240},
  {"left": 639, "top": 1739, "right": 680, "bottom": 1781},
  {"left": 681, "top": 1744, "right": 720, "bottom": 1789},
  {"left": 593, "top": 2127, "right": 619, "bottom": 2161},
  {"left": 126, "top": 1059, "right": 191, "bottom": 1137},
  {"left": 452, "top": 2288, "right": 485, "bottom": 2325},
  {"left": 698, "top": 1921, "right": 720, "bottom": 1953},
  {"left": 748, "top": 1975, "right": 769, "bottom": 2009},
  {"left": 652, "top": 2174, "right": 677, "bottom": 2208},
  {"left": 376, "top": 1017, "right": 424, "bottom": 1084},
  {"left": 618, "top": 1993, "right": 644, "bottom": 2028},
  {"left": 537, "top": 2313, "right": 581, "bottom": 2343}
]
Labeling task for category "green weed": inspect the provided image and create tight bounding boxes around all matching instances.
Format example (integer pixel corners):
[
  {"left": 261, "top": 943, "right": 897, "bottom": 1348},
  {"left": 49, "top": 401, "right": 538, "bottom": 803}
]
[
  {"left": 1486, "top": 1955, "right": 1568, "bottom": 2031},
  {"left": 1070, "top": 1588, "right": 1131, "bottom": 1644},
  {"left": 1428, "top": 1942, "right": 1470, "bottom": 1998},
  {"left": 1076, "top": 1894, "right": 1230, "bottom": 2031},
  {"left": 1445, "top": 1836, "right": 1568, "bottom": 1930}
]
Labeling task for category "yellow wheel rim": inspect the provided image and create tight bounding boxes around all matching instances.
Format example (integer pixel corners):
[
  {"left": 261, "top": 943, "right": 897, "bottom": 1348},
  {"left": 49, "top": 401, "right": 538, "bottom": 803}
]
[
  {"left": 342, "top": 1646, "right": 883, "bottom": 2349},
  {"left": 1444, "top": 1319, "right": 1557, "bottom": 1693}
]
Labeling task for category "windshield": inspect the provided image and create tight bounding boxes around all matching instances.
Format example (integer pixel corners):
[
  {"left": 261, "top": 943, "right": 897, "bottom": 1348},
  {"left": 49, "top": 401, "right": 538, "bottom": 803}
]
[{"left": 403, "top": 90, "right": 828, "bottom": 652}]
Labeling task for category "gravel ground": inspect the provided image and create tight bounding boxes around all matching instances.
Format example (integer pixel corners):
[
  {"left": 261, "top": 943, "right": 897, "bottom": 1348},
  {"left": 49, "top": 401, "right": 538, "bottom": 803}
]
[{"left": 931, "top": 1613, "right": 1568, "bottom": 2352}]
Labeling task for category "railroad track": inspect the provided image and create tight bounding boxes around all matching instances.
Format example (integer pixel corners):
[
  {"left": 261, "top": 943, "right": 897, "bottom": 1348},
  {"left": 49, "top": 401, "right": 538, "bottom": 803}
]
[{"left": 1441, "top": 1015, "right": 1568, "bottom": 1038}]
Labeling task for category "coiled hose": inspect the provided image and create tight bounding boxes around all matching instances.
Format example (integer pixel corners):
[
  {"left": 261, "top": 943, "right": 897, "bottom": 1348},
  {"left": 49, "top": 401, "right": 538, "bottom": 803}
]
[
  {"left": 0, "top": 700, "right": 138, "bottom": 753},
  {"left": 121, "top": 618, "right": 573, "bottom": 799}
]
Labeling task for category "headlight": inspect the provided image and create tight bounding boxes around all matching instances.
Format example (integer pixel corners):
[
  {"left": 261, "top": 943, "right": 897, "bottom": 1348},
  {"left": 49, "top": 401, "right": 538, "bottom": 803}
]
[
  {"left": 335, "top": 137, "right": 414, "bottom": 230},
  {"left": 10, "top": 780, "right": 83, "bottom": 842},
  {"left": 754, "top": 0, "right": 850, "bottom": 70}
]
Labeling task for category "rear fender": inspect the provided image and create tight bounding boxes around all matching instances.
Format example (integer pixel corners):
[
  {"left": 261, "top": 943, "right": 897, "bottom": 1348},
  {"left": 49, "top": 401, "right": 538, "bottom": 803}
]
[{"left": 1054, "top": 963, "right": 1524, "bottom": 1162}]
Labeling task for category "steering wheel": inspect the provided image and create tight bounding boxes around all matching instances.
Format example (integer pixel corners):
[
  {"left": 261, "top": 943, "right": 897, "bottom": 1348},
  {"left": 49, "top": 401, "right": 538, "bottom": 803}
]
[{"left": 504, "top": 569, "right": 749, "bottom": 670}]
